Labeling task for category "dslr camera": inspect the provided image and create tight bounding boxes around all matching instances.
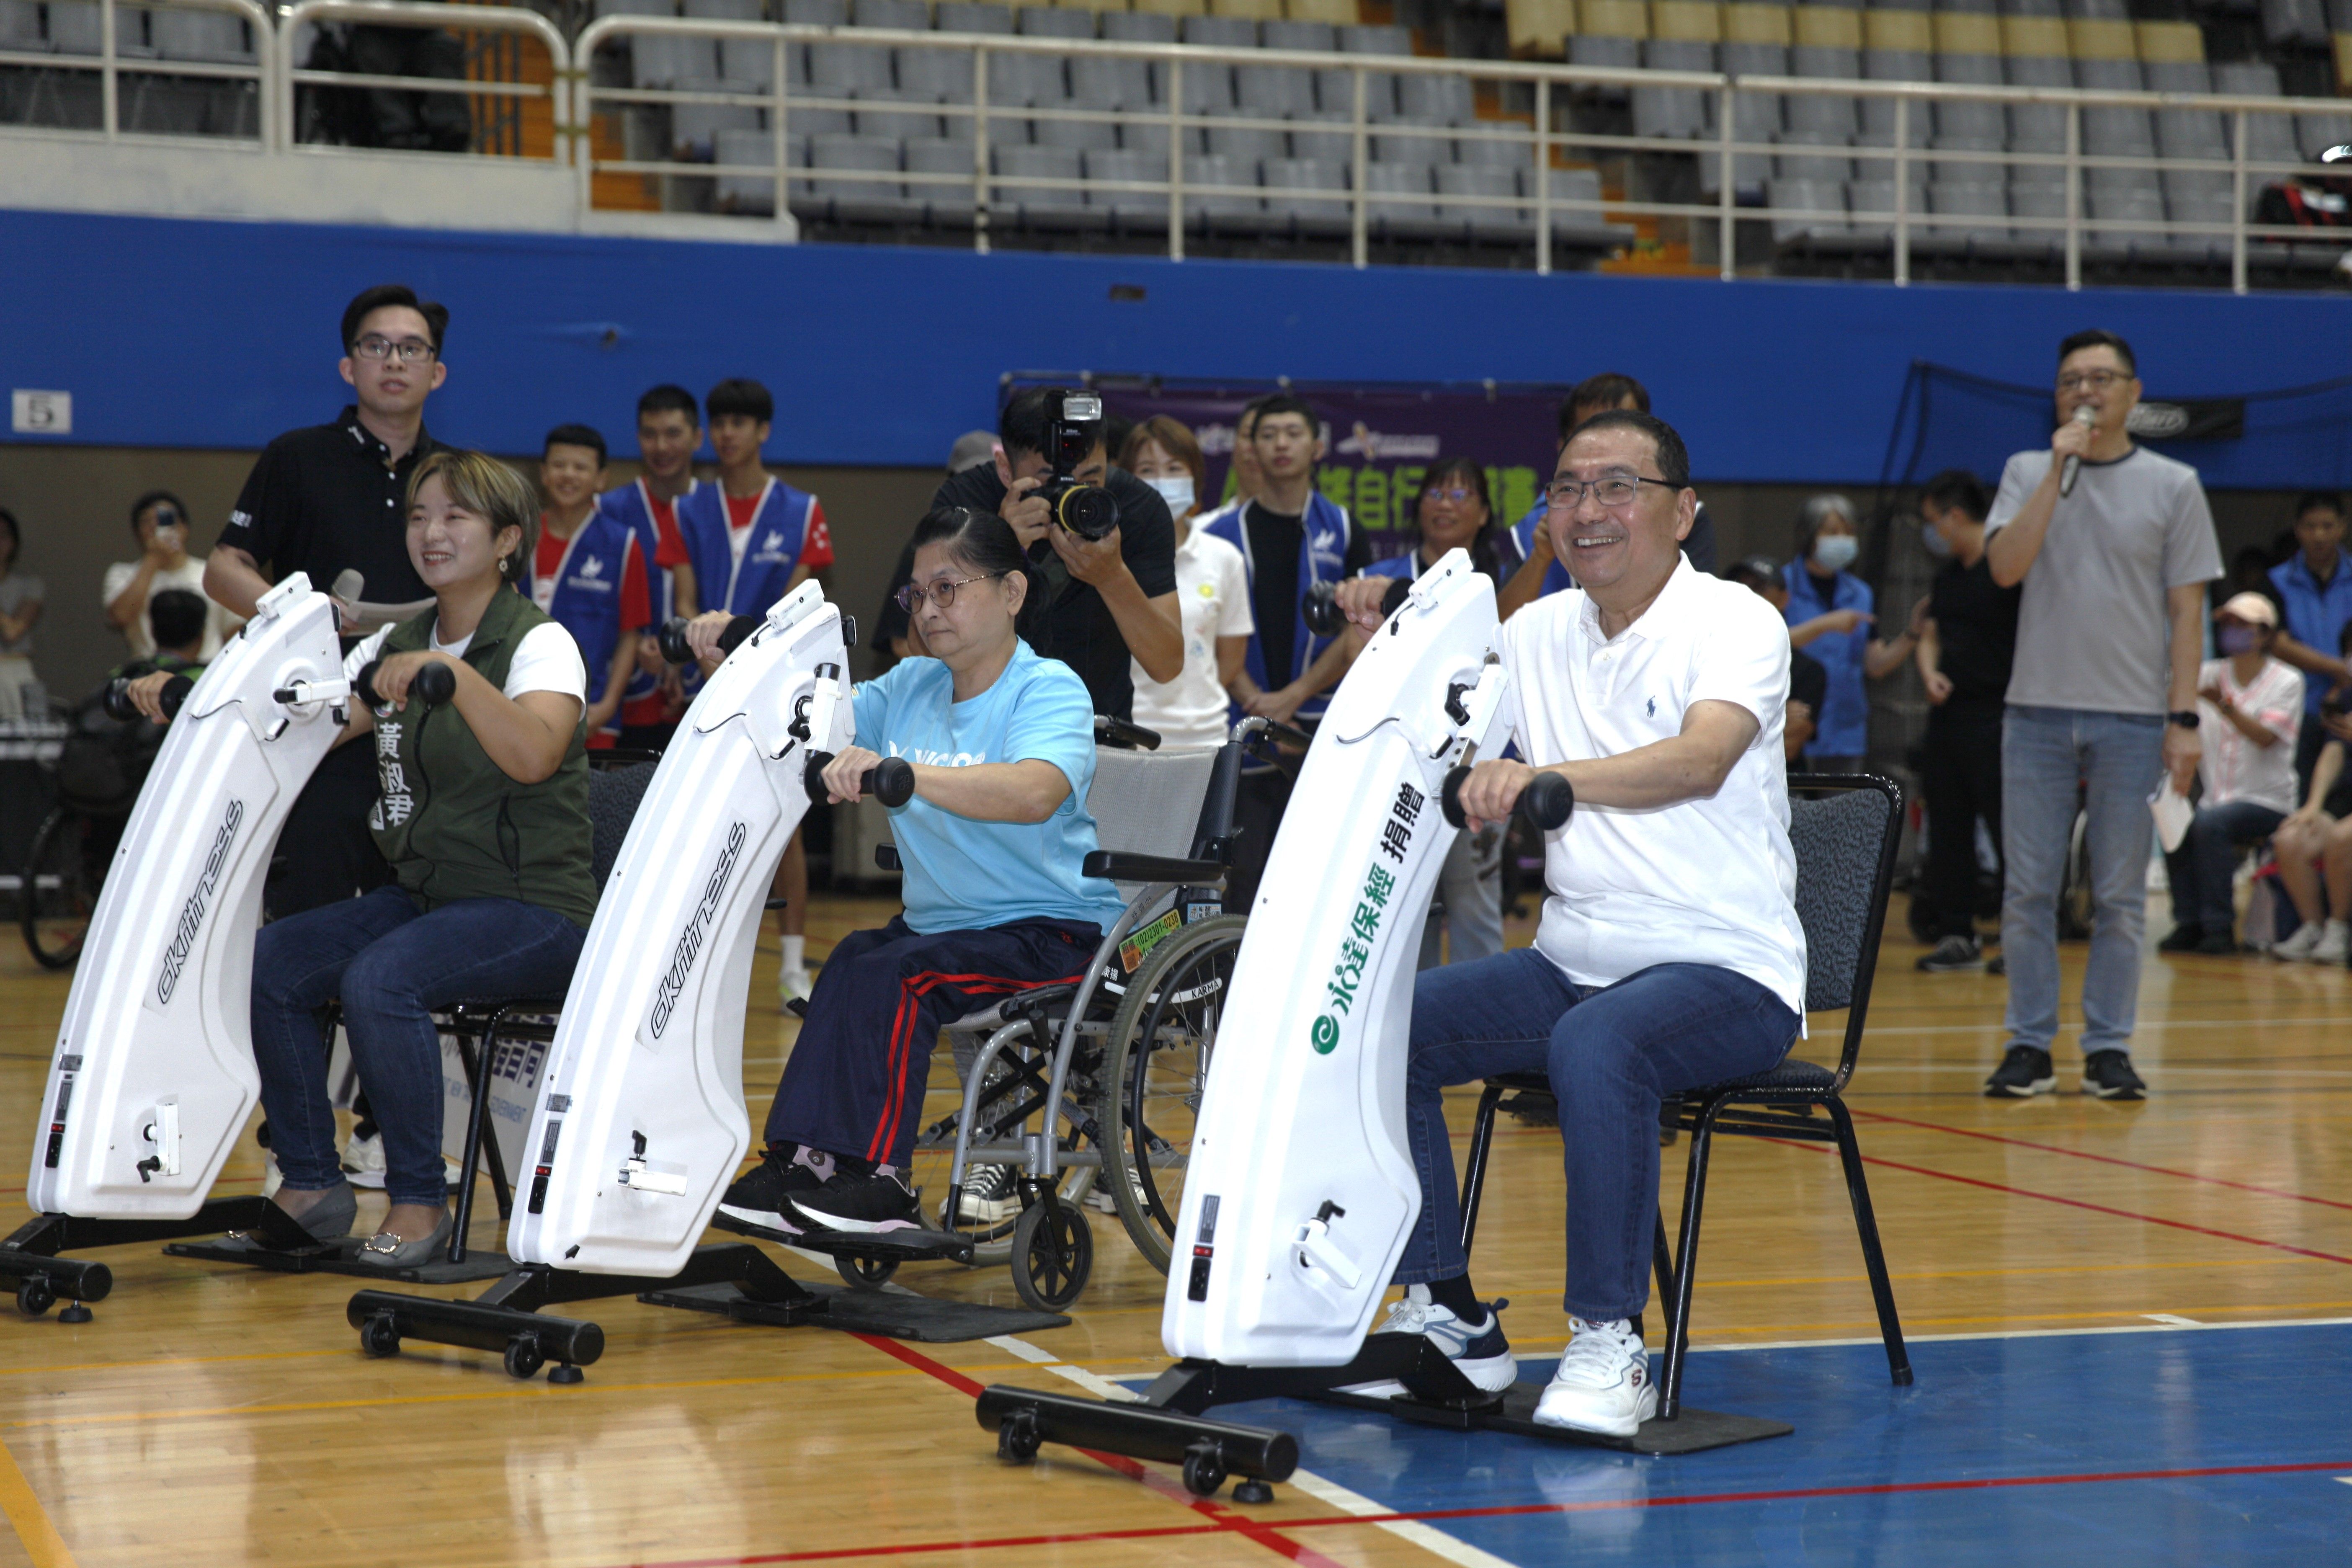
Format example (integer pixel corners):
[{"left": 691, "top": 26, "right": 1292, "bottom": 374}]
[{"left": 1036, "top": 389, "right": 1119, "bottom": 541}]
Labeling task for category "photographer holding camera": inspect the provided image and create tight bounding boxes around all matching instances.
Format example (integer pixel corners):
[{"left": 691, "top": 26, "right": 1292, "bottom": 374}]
[
  {"left": 105, "top": 490, "right": 240, "bottom": 661},
  {"left": 879, "top": 389, "right": 1180, "bottom": 720}
]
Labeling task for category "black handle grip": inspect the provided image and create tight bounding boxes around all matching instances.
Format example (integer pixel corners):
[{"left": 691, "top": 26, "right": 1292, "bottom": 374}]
[
  {"left": 354, "top": 659, "right": 456, "bottom": 709},
  {"left": 804, "top": 751, "right": 916, "bottom": 807},
  {"left": 104, "top": 673, "right": 193, "bottom": 723},
  {"left": 1441, "top": 766, "right": 1575, "bottom": 832},
  {"left": 1093, "top": 714, "right": 1163, "bottom": 751},
  {"left": 1302, "top": 576, "right": 1412, "bottom": 639},
  {"left": 658, "top": 615, "right": 760, "bottom": 667}
]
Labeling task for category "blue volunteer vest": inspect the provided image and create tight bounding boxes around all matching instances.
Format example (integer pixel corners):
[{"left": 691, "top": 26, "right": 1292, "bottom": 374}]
[
  {"left": 1202, "top": 491, "right": 1356, "bottom": 727},
  {"left": 540, "top": 513, "right": 639, "bottom": 725},
  {"left": 673, "top": 477, "right": 817, "bottom": 617},
  {"left": 1507, "top": 506, "right": 1574, "bottom": 598},
  {"left": 1781, "top": 559, "right": 1873, "bottom": 758},
  {"left": 594, "top": 476, "right": 690, "bottom": 709}
]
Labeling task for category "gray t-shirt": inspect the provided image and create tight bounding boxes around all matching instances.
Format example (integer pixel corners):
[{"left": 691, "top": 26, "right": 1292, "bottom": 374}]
[
  {"left": 0, "top": 574, "right": 44, "bottom": 655},
  {"left": 1985, "top": 444, "right": 2221, "bottom": 715}
]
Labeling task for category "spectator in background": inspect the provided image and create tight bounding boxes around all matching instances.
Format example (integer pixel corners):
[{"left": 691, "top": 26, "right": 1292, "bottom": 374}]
[
  {"left": 105, "top": 492, "right": 240, "bottom": 661},
  {"left": 597, "top": 384, "right": 704, "bottom": 751},
  {"left": 1981, "top": 329, "right": 2222, "bottom": 1102},
  {"left": 1118, "top": 418, "right": 1252, "bottom": 750},
  {"left": 2160, "top": 593, "right": 2302, "bottom": 956},
  {"left": 1779, "top": 494, "right": 1921, "bottom": 773},
  {"left": 535, "top": 425, "right": 655, "bottom": 750},
  {"left": 133, "top": 588, "right": 210, "bottom": 676},
  {"left": 946, "top": 429, "right": 997, "bottom": 476},
  {"left": 662, "top": 379, "right": 835, "bottom": 1007},
  {"left": 0, "top": 508, "right": 45, "bottom": 721},
  {"left": 1728, "top": 556, "right": 1829, "bottom": 765},
  {"left": 1222, "top": 397, "right": 1270, "bottom": 512},
  {"left": 1913, "top": 471, "right": 2020, "bottom": 973},
  {"left": 2267, "top": 491, "right": 2352, "bottom": 794},
  {"left": 2270, "top": 620, "right": 2352, "bottom": 965},
  {"left": 1497, "top": 372, "right": 1717, "bottom": 618}
]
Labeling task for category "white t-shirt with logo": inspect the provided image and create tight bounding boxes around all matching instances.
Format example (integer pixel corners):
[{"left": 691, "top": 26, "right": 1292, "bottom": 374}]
[
  {"left": 2195, "top": 655, "right": 2302, "bottom": 815},
  {"left": 1131, "top": 525, "right": 1254, "bottom": 750},
  {"left": 1501, "top": 557, "right": 1806, "bottom": 1016},
  {"left": 101, "top": 555, "right": 244, "bottom": 660},
  {"left": 345, "top": 617, "right": 588, "bottom": 707}
]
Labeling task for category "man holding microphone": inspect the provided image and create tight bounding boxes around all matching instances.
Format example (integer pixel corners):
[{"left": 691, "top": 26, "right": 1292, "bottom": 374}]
[{"left": 1981, "top": 330, "right": 2221, "bottom": 1101}]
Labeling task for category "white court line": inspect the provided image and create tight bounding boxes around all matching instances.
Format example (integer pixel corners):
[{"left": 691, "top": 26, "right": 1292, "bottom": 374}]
[
  {"left": 1862, "top": 1017, "right": 2352, "bottom": 1037},
  {"left": 983, "top": 1336, "right": 1521, "bottom": 1568},
  {"left": 1686, "top": 1312, "right": 2352, "bottom": 1354}
]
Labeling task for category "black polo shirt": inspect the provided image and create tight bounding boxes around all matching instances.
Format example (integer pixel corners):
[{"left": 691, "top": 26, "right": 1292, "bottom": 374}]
[
  {"left": 874, "top": 465, "right": 1179, "bottom": 720},
  {"left": 218, "top": 405, "right": 440, "bottom": 611}
]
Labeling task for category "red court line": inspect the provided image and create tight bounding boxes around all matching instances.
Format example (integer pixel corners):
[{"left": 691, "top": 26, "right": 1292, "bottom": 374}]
[
  {"left": 1767, "top": 1139, "right": 2352, "bottom": 1267},
  {"left": 608, "top": 1457, "right": 2352, "bottom": 1566},
  {"left": 1852, "top": 1109, "right": 2352, "bottom": 1213}
]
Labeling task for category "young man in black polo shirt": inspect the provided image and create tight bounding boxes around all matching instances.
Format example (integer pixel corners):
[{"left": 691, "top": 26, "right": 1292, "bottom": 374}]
[
  {"left": 878, "top": 388, "right": 1181, "bottom": 720},
  {"left": 1914, "top": 468, "right": 2022, "bottom": 973},
  {"left": 206, "top": 282, "right": 449, "bottom": 918}
]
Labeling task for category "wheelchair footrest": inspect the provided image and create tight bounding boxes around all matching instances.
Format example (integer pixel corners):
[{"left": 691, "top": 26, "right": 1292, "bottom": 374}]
[{"left": 644, "top": 1280, "right": 1068, "bottom": 1341}]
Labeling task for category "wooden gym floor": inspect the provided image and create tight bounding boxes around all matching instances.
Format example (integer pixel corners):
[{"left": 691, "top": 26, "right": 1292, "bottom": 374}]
[{"left": 0, "top": 891, "right": 2343, "bottom": 1567}]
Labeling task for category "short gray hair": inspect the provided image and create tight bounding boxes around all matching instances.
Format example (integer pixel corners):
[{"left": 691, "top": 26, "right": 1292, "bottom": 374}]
[{"left": 1797, "top": 492, "right": 1859, "bottom": 555}]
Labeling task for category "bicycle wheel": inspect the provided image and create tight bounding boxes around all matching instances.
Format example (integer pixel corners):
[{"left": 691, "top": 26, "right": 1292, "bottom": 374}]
[
  {"left": 21, "top": 809, "right": 100, "bottom": 971},
  {"left": 1101, "top": 914, "right": 1246, "bottom": 1274}
]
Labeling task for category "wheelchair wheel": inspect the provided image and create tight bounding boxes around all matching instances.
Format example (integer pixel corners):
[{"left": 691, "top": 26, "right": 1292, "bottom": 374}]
[
  {"left": 22, "top": 808, "right": 103, "bottom": 971},
  {"left": 1011, "top": 1197, "right": 1092, "bottom": 1312},
  {"left": 905, "top": 1016, "right": 1100, "bottom": 1269},
  {"left": 1101, "top": 915, "right": 1246, "bottom": 1274}
]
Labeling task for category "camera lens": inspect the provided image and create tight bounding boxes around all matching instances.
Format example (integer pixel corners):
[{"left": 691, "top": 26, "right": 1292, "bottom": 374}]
[{"left": 1055, "top": 484, "right": 1119, "bottom": 541}]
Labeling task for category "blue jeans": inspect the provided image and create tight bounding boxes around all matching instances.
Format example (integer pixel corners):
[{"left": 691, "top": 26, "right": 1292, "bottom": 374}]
[
  {"left": 250, "top": 885, "right": 585, "bottom": 1207},
  {"left": 2166, "top": 799, "right": 2286, "bottom": 937},
  {"left": 1393, "top": 948, "right": 1799, "bottom": 1323},
  {"left": 1999, "top": 706, "right": 2164, "bottom": 1057}
]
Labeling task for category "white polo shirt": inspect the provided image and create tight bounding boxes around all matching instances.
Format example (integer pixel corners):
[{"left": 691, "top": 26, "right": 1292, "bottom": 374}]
[{"left": 1501, "top": 555, "right": 1806, "bottom": 1015}]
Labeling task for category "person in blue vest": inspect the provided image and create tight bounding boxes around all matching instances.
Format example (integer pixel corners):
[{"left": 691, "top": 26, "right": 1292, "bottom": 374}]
[
  {"left": 2266, "top": 491, "right": 2352, "bottom": 794},
  {"left": 595, "top": 384, "right": 704, "bottom": 750},
  {"left": 1779, "top": 493, "right": 1923, "bottom": 772},
  {"left": 534, "top": 425, "right": 654, "bottom": 750},
  {"left": 1496, "top": 372, "right": 1717, "bottom": 620},
  {"left": 1199, "top": 393, "right": 1372, "bottom": 909},
  {"left": 659, "top": 379, "right": 835, "bottom": 1006}
]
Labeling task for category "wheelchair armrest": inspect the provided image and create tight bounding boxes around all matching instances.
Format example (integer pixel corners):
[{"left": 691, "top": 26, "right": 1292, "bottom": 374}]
[
  {"left": 1083, "top": 851, "right": 1226, "bottom": 884},
  {"left": 875, "top": 845, "right": 901, "bottom": 872}
]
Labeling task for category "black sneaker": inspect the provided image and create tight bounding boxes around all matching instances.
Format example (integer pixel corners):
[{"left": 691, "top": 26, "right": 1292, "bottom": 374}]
[
  {"left": 1986, "top": 954, "right": 2006, "bottom": 976},
  {"left": 2195, "top": 932, "right": 2238, "bottom": 956},
  {"left": 2081, "top": 1050, "right": 2146, "bottom": 1101},
  {"left": 785, "top": 1167, "right": 922, "bottom": 1234},
  {"left": 716, "top": 1148, "right": 824, "bottom": 1235},
  {"left": 2156, "top": 925, "right": 2207, "bottom": 953},
  {"left": 1984, "top": 1044, "right": 2056, "bottom": 1098},
  {"left": 1916, "top": 935, "right": 1983, "bottom": 972}
]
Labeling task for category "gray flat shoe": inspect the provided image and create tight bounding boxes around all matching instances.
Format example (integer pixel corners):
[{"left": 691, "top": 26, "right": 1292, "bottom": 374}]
[
  {"left": 355, "top": 1207, "right": 454, "bottom": 1269},
  {"left": 223, "top": 1183, "right": 358, "bottom": 1251}
]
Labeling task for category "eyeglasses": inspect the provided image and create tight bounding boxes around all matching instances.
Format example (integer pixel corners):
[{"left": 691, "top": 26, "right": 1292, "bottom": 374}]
[
  {"left": 894, "top": 572, "right": 1005, "bottom": 613},
  {"left": 2057, "top": 369, "right": 2128, "bottom": 393},
  {"left": 1421, "top": 487, "right": 1480, "bottom": 505},
  {"left": 1545, "top": 475, "right": 1676, "bottom": 510},
  {"left": 351, "top": 335, "right": 437, "bottom": 365}
]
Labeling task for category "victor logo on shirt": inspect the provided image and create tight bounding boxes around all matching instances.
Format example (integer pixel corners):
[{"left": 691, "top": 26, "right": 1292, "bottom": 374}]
[{"left": 889, "top": 743, "right": 988, "bottom": 768}]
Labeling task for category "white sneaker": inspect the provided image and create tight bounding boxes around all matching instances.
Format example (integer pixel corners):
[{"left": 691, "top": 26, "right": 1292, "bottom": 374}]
[
  {"left": 1534, "top": 1317, "right": 1658, "bottom": 1437},
  {"left": 340, "top": 1131, "right": 387, "bottom": 1190},
  {"left": 946, "top": 1162, "right": 1018, "bottom": 1225},
  {"left": 1084, "top": 1164, "right": 1150, "bottom": 1215},
  {"left": 2313, "top": 921, "right": 2350, "bottom": 966},
  {"left": 779, "top": 967, "right": 816, "bottom": 1008},
  {"left": 260, "top": 1149, "right": 283, "bottom": 1199},
  {"left": 1342, "top": 1284, "right": 1517, "bottom": 1397},
  {"left": 2272, "top": 921, "right": 2325, "bottom": 962}
]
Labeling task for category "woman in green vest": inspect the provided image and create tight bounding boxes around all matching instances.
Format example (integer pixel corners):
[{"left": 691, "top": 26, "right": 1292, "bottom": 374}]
[{"left": 131, "top": 450, "right": 596, "bottom": 1266}]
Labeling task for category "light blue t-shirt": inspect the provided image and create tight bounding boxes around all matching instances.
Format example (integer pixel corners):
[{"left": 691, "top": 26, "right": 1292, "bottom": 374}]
[{"left": 852, "top": 641, "right": 1127, "bottom": 936}]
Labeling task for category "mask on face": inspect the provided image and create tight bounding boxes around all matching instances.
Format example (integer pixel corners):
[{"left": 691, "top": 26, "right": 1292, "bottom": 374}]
[
  {"left": 2217, "top": 624, "right": 2261, "bottom": 656},
  {"left": 1147, "top": 475, "right": 1195, "bottom": 515},
  {"left": 1813, "top": 534, "right": 1860, "bottom": 573},
  {"left": 1920, "top": 522, "right": 1952, "bottom": 560}
]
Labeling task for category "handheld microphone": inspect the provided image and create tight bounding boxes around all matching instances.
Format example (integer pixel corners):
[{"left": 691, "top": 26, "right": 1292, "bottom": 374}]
[{"left": 2058, "top": 405, "right": 2095, "bottom": 499}]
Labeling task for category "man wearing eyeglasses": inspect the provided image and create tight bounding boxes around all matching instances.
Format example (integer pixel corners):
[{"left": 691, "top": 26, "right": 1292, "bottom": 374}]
[
  {"left": 205, "top": 283, "right": 450, "bottom": 920},
  {"left": 1980, "top": 329, "right": 2222, "bottom": 1103},
  {"left": 1326, "top": 409, "right": 1801, "bottom": 1438}
]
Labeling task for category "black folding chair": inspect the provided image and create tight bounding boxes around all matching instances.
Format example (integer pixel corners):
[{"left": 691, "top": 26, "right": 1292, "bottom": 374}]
[{"left": 1455, "top": 774, "right": 1912, "bottom": 1419}]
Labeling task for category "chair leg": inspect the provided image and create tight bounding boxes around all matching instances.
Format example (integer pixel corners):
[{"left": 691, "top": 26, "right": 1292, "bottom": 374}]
[
  {"left": 1650, "top": 1209, "right": 1678, "bottom": 1343},
  {"left": 476, "top": 1017, "right": 517, "bottom": 1225},
  {"left": 1457, "top": 1083, "right": 1509, "bottom": 1257},
  {"left": 1827, "top": 1097, "right": 1912, "bottom": 1386},
  {"left": 1659, "top": 1099, "right": 1721, "bottom": 1421},
  {"left": 450, "top": 1016, "right": 500, "bottom": 1266}
]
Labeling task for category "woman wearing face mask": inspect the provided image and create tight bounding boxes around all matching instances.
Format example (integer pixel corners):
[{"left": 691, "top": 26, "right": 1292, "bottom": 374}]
[
  {"left": 1780, "top": 494, "right": 1922, "bottom": 773},
  {"left": 1117, "top": 418, "right": 1254, "bottom": 750},
  {"left": 123, "top": 450, "right": 596, "bottom": 1266}
]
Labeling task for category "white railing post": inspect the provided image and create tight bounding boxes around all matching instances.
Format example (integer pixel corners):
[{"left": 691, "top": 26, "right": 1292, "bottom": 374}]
[
  {"left": 101, "top": 0, "right": 118, "bottom": 139},
  {"left": 1167, "top": 56, "right": 1184, "bottom": 261},
  {"left": 1893, "top": 95, "right": 1909, "bottom": 286},
  {"left": 2231, "top": 106, "right": 2248, "bottom": 296},
  {"left": 1350, "top": 66, "right": 1367, "bottom": 268},
  {"left": 2063, "top": 100, "right": 2081, "bottom": 291},
  {"left": 1535, "top": 77, "right": 1551, "bottom": 276},
  {"left": 973, "top": 42, "right": 990, "bottom": 255},
  {"left": 1716, "top": 81, "right": 1734, "bottom": 279},
  {"left": 773, "top": 34, "right": 789, "bottom": 231}
]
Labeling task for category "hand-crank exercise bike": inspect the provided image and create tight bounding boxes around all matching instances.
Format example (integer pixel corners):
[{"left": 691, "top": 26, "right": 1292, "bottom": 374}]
[
  {"left": 0, "top": 575, "right": 353, "bottom": 1321},
  {"left": 969, "top": 550, "right": 1787, "bottom": 1501}
]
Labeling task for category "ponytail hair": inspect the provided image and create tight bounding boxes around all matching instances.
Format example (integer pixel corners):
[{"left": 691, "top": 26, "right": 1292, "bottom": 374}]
[{"left": 907, "top": 505, "right": 1045, "bottom": 638}]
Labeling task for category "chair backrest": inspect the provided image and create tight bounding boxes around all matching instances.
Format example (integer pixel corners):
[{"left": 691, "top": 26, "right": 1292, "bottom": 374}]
[
  {"left": 588, "top": 763, "right": 658, "bottom": 893},
  {"left": 1085, "top": 743, "right": 1219, "bottom": 902},
  {"left": 1786, "top": 775, "right": 1901, "bottom": 1080}
]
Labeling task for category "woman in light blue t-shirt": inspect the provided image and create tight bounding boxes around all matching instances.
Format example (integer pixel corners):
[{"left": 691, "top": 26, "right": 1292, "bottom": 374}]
[{"left": 714, "top": 506, "right": 1127, "bottom": 1238}]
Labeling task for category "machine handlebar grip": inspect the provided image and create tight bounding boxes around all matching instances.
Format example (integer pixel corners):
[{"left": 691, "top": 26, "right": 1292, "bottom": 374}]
[
  {"left": 658, "top": 615, "right": 761, "bottom": 666},
  {"left": 1300, "top": 576, "right": 1412, "bottom": 639},
  {"left": 1441, "top": 766, "right": 1575, "bottom": 833},
  {"left": 804, "top": 751, "right": 917, "bottom": 808},
  {"left": 1094, "top": 714, "right": 1163, "bottom": 751},
  {"left": 354, "top": 659, "right": 457, "bottom": 710},
  {"left": 104, "top": 673, "right": 193, "bottom": 722}
]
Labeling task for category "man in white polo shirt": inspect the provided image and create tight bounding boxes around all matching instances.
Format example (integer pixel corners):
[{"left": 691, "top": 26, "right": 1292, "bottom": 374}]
[{"left": 1332, "top": 410, "right": 1804, "bottom": 1439}]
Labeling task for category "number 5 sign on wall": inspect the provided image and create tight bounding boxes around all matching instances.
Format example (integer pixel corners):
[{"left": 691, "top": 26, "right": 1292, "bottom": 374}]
[{"left": 11, "top": 391, "right": 72, "bottom": 436}]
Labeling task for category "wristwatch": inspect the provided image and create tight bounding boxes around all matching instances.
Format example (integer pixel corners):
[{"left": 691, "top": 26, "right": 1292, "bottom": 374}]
[{"left": 2168, "top": 710, "right": 2200, "bottom": 728}]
